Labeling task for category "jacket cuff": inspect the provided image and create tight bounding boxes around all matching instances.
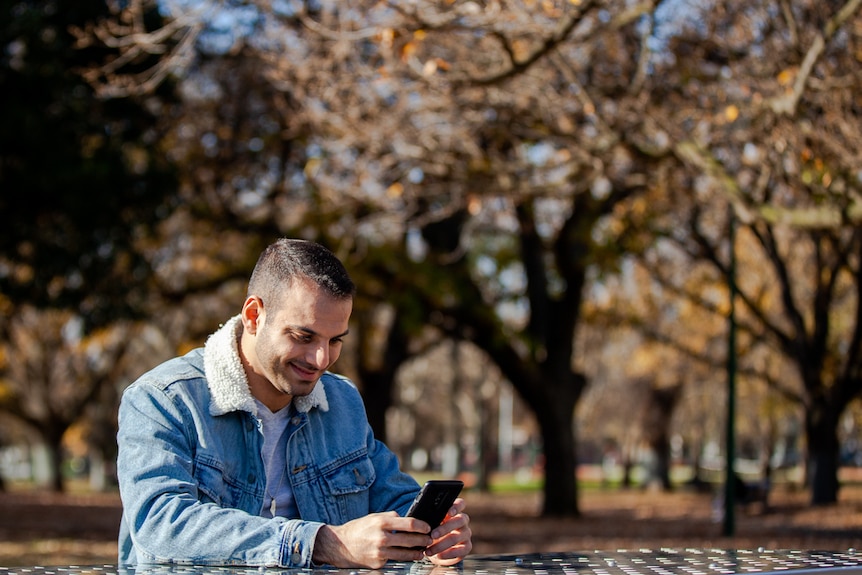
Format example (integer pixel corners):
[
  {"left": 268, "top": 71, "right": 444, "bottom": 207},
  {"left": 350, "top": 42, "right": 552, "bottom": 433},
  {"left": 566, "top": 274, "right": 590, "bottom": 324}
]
[{"left": 280, "top": 520, "right": 325, "bottom": 568}]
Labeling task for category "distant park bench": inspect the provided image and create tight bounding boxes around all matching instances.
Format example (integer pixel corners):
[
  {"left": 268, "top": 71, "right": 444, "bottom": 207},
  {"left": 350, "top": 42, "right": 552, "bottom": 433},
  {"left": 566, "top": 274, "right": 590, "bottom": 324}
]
[
  {"left": 734, "top": 473, "right": 770, "bottom": 510},
  {"left": 710, "top": 473, "right": 771, "bottom": 521}
]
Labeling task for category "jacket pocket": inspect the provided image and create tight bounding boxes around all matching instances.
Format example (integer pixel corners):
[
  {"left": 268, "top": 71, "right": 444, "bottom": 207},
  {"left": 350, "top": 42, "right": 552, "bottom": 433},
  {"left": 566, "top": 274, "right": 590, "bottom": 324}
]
[
  {"left": 321, "top": 454, "right": 376, "bottom": 521},
  {"left": 193, "top": 453, "right": 249, "bottom": 508}
]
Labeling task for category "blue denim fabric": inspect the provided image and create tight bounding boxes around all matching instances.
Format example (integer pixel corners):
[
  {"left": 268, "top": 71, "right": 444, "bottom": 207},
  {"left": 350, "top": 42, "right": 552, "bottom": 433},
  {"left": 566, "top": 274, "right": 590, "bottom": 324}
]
[{"left": 117, "top": 347, "right": 420, "bottom": 567}]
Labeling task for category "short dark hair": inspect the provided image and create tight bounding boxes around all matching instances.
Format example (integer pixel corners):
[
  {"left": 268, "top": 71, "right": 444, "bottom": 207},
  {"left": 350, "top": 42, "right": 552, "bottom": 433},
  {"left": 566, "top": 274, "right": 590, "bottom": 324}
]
[{"left": 247, "top": 239, "right": 355, "bottom": 309}]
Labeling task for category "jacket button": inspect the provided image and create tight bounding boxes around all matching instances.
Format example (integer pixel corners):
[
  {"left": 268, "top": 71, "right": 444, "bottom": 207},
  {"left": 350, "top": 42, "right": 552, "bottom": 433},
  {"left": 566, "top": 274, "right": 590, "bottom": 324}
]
[
  {"left": 353, "top": 468, "right": 366, "bottom": 485},
  {"left": 247, "top": 474, "right": 255, "bottom": 483},
  {"left": 290, "top": 552, "right": 302, "bottom": 564}
]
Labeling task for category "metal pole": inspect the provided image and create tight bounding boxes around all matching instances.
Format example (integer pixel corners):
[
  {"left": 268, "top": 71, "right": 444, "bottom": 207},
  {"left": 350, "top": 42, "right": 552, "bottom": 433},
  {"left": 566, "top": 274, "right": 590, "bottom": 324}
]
[
  {"left": 499, "top": 384, "right": 514, "bottom": 472},
  {"left": 723, "top": 206, "right": 737, "bottom": 536}
]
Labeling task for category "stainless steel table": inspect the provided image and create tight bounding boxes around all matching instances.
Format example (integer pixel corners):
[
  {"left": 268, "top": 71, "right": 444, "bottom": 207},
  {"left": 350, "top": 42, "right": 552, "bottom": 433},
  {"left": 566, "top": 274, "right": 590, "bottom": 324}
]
[{"left": 2, "top": 550, "right": 860, "bottom": 575}]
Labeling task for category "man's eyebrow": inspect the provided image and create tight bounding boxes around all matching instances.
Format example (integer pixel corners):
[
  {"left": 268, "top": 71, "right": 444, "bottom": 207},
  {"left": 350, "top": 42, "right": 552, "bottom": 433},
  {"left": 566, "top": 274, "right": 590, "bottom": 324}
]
[{"left": 290, "top": 325, "right": 350, "bottom": 339}]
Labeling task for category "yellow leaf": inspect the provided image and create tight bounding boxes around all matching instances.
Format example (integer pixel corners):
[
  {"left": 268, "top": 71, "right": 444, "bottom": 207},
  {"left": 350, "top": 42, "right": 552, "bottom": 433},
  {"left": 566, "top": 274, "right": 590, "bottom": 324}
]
[
  {"left": 304, "top": 158, "right": 321, "bottom": 178},
  {"left": 387, "top": 182, "right": 404, "bottom": 198},
  {"left": 777, "top": 68, "right": 795, "bottom": 86},
  {"left": 512, "top": 39, "right": 530, "bottom": 61},
  {"left": 542, "top": 0, "right": 561, "bottom": 16},
  {"left": 724, "top": 105, "right": 739, "bottom": 122},
  {"left": 401, "top": 41, "right": 417, "bottom": 61}
]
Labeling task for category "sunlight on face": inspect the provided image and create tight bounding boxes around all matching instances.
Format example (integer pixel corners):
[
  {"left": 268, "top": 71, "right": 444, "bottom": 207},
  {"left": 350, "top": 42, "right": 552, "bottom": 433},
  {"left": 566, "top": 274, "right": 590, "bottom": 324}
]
[{"left": 252, "top": 277, "right": 352, "bottom": 401}]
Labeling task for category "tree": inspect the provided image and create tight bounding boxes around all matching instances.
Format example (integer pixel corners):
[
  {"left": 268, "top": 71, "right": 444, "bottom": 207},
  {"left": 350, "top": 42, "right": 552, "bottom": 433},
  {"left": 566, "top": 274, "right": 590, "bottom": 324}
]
[
  {"left": 0, "top": 0, "right": 177, "bottom": 328},
  {"left": 352, "top": 303, "right": 411, "bottom": 444},
  {"left": 633, "top": 0, "right": 862, "bottom": 504},
  {"left": 67, "top": 0, "right": 652, "bottom": 517},
  {"left": 0, "top": 307, "right": 135, "bottom": 491},
  {"left": 0, "top": 1, "right": 184, "bottom": 486},
  {"left": 653, "top": 199, "right": 862, "bottom": 505},
  {"left": 77, "top": 0, "right": 862, "bottom": 514}
]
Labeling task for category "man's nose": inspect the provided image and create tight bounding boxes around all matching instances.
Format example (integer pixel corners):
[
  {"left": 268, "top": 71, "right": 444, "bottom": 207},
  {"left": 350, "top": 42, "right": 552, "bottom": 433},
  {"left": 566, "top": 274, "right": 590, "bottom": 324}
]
[{"left": 310, "top": 344, "right": 329, "bottom": 368}]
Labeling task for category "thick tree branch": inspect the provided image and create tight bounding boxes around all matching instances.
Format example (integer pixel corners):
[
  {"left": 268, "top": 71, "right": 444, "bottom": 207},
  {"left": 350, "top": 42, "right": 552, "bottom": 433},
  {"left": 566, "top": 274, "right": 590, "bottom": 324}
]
[
  {"left": 675, "top": 140, "right": 862, "bottom": 228},
  {"left": 770, "top": 0, "right": 862, "bottom": 116},
  {"left": 469, "top": 0, "right": 605, "bottom": 86}
]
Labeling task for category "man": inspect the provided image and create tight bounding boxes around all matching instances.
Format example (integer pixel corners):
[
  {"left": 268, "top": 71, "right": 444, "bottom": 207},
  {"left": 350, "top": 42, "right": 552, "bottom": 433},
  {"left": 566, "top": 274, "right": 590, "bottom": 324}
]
[{"left": 117, "top": 239, "right": 472, "bottom": 568}]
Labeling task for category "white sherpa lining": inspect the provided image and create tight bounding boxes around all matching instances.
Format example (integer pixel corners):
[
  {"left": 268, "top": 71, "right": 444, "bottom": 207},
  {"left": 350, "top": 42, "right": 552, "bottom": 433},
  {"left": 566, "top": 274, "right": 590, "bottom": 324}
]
[{"left": 203, "top": 314, "right": 329, "bottom": 416}]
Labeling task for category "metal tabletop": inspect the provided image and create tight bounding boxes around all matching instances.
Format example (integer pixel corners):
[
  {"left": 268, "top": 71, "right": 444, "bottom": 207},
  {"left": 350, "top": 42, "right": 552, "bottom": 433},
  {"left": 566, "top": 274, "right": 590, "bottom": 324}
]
[{"left": 2, "top": 550, "right": 861, "bottom": 575}]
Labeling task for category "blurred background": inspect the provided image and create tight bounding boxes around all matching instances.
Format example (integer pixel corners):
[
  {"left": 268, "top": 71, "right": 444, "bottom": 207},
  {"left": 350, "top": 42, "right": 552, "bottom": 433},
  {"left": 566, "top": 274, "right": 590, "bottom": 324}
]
[{"left": 1, "top": 0, "right": 861, "bottom": 553}]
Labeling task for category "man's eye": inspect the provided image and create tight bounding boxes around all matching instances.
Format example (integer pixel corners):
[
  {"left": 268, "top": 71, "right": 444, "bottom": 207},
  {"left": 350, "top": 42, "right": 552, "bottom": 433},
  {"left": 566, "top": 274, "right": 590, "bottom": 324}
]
[{"left": 292, "top": 333, "right": 313, "bottom": 343}]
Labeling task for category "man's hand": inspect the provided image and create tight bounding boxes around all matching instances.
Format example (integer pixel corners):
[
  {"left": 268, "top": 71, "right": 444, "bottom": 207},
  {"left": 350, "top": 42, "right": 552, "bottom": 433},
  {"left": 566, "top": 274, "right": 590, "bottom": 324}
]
[
  {"left": 311, "top": 498, "right": 472, "bottom": 569},
  {"left": 424, "top": 497, "right": 472, "bottom": 566},
  {"left": 312, "top": 511, "right": 432, "bottom": 568}
]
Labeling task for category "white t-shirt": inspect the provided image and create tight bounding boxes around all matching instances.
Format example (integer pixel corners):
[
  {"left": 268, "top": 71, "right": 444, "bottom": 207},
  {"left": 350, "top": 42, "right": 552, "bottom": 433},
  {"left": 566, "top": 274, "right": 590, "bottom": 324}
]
[{"left": 255, "top": 399, "right": 297, "bottom": 518}]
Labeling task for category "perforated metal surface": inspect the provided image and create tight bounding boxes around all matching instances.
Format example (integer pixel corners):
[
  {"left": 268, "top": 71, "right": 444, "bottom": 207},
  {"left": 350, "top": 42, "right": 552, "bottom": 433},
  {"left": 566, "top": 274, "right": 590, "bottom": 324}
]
[
  {"left": 479, "top": 550, "right": 862, "bottom": 575},
  {"left": 1, "top": 550, "right": 860, "bottom": 575}
]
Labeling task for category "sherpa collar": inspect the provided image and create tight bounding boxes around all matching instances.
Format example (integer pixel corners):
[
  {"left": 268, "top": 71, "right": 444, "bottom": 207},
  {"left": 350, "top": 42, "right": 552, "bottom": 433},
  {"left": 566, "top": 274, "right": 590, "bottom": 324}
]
[{"left": 203, "top": 314, "right": 329, "bottom": 417}]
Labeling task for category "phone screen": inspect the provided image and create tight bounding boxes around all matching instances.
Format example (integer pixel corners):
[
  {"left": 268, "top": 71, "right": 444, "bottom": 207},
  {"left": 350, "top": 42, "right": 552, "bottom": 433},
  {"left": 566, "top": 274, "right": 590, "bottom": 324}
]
[{"left": 405, "top": 479, "right": 464, "bottom": 530}]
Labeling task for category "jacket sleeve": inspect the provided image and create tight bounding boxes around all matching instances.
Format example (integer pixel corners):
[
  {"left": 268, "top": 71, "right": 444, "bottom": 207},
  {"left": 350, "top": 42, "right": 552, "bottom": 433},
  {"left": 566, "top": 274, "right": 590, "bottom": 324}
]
[
  {"left": 117, "top": 379, "right": 322, "bottom": 567},
  {"left": 367, "top": 427, "right": 424, "bottom": 516}
]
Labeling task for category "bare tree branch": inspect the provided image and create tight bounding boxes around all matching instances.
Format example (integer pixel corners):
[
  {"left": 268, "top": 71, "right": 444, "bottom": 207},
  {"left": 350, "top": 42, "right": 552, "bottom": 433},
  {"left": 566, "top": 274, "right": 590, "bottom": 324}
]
[
  {"left": 769, "top": 0, "right": 862, "bottom": 116},
  {"left": 675, "top": 140, "right": 862, "bottom": 228}
]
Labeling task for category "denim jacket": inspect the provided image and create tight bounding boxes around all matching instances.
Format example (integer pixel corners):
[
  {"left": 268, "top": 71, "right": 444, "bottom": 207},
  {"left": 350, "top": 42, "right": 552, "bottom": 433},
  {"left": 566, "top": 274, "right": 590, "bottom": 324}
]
[{"left": 117, "top": 315, "right": 420, "bottom": 567}]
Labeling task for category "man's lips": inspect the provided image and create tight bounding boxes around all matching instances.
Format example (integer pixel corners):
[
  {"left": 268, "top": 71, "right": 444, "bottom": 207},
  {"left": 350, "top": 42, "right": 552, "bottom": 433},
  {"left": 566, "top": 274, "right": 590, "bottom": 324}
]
[{"left": 290, "top": 362, "right": 319, "bottom": 380}]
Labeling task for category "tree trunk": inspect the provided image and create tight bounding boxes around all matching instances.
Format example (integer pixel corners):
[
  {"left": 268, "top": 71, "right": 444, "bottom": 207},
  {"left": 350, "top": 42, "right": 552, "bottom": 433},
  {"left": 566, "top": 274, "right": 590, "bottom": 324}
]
[
  {"left": 643, "top": 384, "right": 682, "bottom": 492},
  {"left": 45, "top": 438, "right": 65, "bottom": 493},
  {"left": 533, "top": 382, "right": 580, "bottom": 517},
  {"left": 652, "top": 438, "right": 673, "bottom": 491},
  {"left": 361, "top": 371, "right": 393, "bottom": 445},
  {"left": 354, "top": 306, "right": 410, "bottom": 446},
  {"left": 805, "top": 406, "right": 840, "bottom": 505},
  {"left": 476, "top": 397, "right": 494, "bottom": 491}
]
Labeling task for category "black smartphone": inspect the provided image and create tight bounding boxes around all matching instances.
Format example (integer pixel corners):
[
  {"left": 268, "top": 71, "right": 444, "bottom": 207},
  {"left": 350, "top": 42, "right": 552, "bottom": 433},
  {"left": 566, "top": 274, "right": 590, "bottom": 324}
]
[{"left": 405, "top": 479, "right": 464, "bottom": 530}]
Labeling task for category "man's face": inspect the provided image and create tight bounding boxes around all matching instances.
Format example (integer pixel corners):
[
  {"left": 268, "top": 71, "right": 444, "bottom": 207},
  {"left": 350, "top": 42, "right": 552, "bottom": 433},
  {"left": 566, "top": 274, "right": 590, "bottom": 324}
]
[{"left": 247, "top": 277, "right": 352, "bottom": 401}]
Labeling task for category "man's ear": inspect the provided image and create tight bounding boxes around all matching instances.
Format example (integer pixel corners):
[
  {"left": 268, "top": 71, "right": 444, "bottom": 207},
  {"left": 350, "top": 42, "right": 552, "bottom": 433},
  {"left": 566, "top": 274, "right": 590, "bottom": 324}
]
[{"left": 241, "top": 296, "right": 264, "bottom": 334}]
